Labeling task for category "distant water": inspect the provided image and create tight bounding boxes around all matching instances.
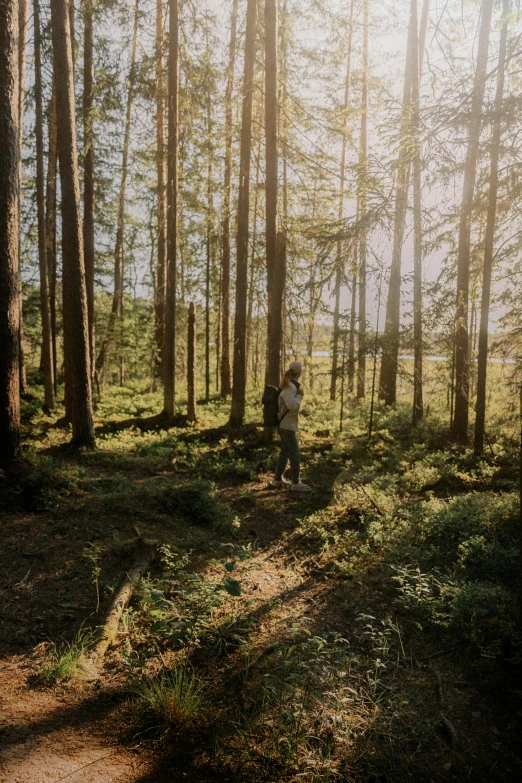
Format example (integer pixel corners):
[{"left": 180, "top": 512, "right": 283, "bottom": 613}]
[{"left": 307, "top": 351, "right": 516, "bottom": 365}]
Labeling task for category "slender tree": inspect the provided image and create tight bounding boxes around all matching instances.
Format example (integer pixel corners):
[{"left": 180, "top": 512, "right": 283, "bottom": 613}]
[
  {"left": 96, "top": 0, "right": 140, "bottom": 382},
  {"left": 357, "top": 0, "right": 369, "bottom": 399},
  {"left": 379, "top": 0, "right": 416, "bottom": 404},
  {"left": 330, "top": 0, "right": 355, "bottom": 401},
  {"left": 0, "top": 0, "right": 21, "bottom": 463},
  {"left": 154, "top": 0, "right": 167, "bottom": 380},
  {"left": 230, "top": 0, "right": 257, "bottom": 427},
  {"left": 205, "top": 85, "right": 212, "bottom": 403},
  {"left": 50, "top": 0, "right": 95, "bottom": 447},
  {"left": 411, "top": 0, "right": 423, "bottom": 424},
  {"left": 163, "top": 0, "right": 179, "bottom": 420},
  {"left": 17, "top": 0, "right": 28, "bottom": 395},
  {"left": 187, "top": 302, "right": 197, "bottom": 422},
  {"left": 34, "top": 0, "right": 55, "bottom": 410},
  {"left": 379, "top": 0, "right": 430, "bottom": 405},
  {"left": 83, "top": 0, "right": 95, "bottom": 382},
  {"left": 265, "top": 0, "right": 283, "bottom": 388},
  {"left": 220, "top": 0, "right": 238, "bottom": 398},
  {"left": 452, "top": 0, "right": 494, "bottom": 442},
  {"left": 46, "top": 87, "right": 58, "bottom": 392},
  {"left": 474, "top": 3, "right": 508, "bottom": 453}
]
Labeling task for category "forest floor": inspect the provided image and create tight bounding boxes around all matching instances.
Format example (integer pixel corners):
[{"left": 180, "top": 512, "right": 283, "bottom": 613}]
[{"left": 1, "top": 383, "right": 521, "bottom": 782}]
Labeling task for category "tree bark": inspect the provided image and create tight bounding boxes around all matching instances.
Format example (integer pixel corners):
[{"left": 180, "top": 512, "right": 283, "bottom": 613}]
[
  {"left": 411, "top": 0, "right": 423, "bottom": 425},
  {"left": 187, "top": 302, "right": 197, "bottom": 422},
  {"left": 0, "top": 0, "right": 21, "bottom": 463},
  {"left": 163, "top": 0, "right": 179, "bottom": 420},
  {"left": 46, "top": 87, "right": 58, "bottom": 393},
  {"left": 17, "top": 0, "right": 27, "bottom": 395},
  {"left": 230, "top": 0, "right": 257, "bottom": 427},
  {"left": 51, "top": 0, "right": 95, "bottom": 448},
  {"left": 474, "top": 4, "right": 508, "bottom": 453},
  {"left": 330, "top": 0, "right": 355, "bottom": 401},
  {"left": 96, "top": 0, "right": 140, "bottom": 381},
  {"left": 452, "top": 0, "right": 494, "bottom": 443},
  {"left": 34, "top": 0, "right": 55, "bottom": 411},
  {"left": 220, "top": 0, "right": 238, "bottom": 399},
  {"left": 357, "top": 0, "right": 369, "bottom": 400},
  {"left": 83, "top": 0, "right": 95, "bottom": 384},
  {"left": 265, "top": 0, "right": 282, "bottom": 388},
  {"left": 154, "top": 0, "right": 167, "bottom": 382},
  {"left": 205, "top": 88, "right": 212, "bottom": 404}
]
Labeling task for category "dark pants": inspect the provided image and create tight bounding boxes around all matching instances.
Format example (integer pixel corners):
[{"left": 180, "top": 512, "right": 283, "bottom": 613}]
[{"left": 275, "top": 428, "right": 300, "bottom": 484}]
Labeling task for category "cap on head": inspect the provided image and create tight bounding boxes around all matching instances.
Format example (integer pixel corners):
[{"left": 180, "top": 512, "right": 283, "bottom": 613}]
[{"left": 289, "top": 361, "right": 303, "bottom": 374}]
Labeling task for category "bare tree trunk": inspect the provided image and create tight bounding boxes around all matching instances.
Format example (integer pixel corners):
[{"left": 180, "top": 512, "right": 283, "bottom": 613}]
[
  {"left": 0, "top": 0, "right": 21, "bottom": 463},
  {"left": 474, "top": 4, "right": 508, "bottom": 453},
  {"left": 51, "top": 0, "right": 95, "bottom": 448},
  {"left": 348, "top": 266, "right": 357, "bottom": 393},
  {"left": 379, "top": 0, "right": 430, "bottom": 405},
  {"left": 187, "top": 302, "right": 196, "bottom": 422},
  {"left": 379, "top": 0, "right": 416, "bottom": 404},
  {"left": 357, "top": 0, "right": 368, "bottom": 400},
  {"left": 17, "top": 0, "right": 27, "bottom": 395},
  {"left": 230, "top": 0, "right": 257, "bottom": 427},
  {"left": 83, "top": 0, "right": 95, "bottom": 384},
  {"left": 220, "top": 0, "right": 238, "bottom": 398},
  {"left": 246, "top": 146, "right": 260, "bottom": 373},
  {"left": 95, "top": 0, "right": 140, "bottom": 380},
  {"left": 46, "top": 88, "right": 58, "bottom": 393},
  {"left": 205, "top": 89, "right": 212, "bottom": 403},
  {"left": 163, "top": 0, "right": 178, "bottom": 419},
  {"left": 452, "top": 0, "right": 494, "bottom": 443},
  {"left": 154, "top": 0, "right": 166, "bottom": 382},
  {"left": 330, "top": 0, "right": 355, "bottom": 401},
  {"left": 265, "top": 0, "right": 282, "bottom": 388},
  {"left": 34, "top": 0, "right": 55, "bottom": 411},
  {"left": 411, "top": 0, "right": 423, "bottom": 424}
]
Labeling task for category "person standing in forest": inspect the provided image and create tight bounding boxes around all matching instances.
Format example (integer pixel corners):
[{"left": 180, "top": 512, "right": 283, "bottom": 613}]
[{"left": 272, "top": 361, "right": 310, "bottom": 492}]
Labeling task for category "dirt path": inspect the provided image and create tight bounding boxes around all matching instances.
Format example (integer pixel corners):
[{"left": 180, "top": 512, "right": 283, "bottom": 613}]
[{"left": 0, "top": 657, "right": 143, "bottom": 783}]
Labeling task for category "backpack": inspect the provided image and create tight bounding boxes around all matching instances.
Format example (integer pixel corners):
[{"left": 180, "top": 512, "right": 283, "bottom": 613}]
[{"left": 262, "top": 385, "right": 282, "bottom": 427}]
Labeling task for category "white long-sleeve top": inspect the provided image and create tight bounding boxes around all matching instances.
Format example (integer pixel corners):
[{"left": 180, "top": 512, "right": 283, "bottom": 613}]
[{"left": 278, "top": 383, "right": 303, "bottom": 431}]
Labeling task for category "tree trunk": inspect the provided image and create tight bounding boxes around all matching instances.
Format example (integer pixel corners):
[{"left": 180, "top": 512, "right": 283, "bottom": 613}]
[
  {"left": 0, "top": 0, "right": 21, "bottom": 463},
  {"left": 95, "top": 0, "right": 140, "bottom": 380},
  {"left": 379, "top": 0, "right": 416, "bottom": 404},
  {"left": 17, "top": 0, "right": 28, "bottom": 395},
  {"left": 187, "top": 302, "right": 197, "bottom": 423},
  {"left": 330, "top": 0, "right": 355, "bottom": 401},
  {"left": 154, "top": 0, "right": 166, "bottom": 382},
  {"left": 246, "top": 145, "right": 260, "bottom": 373},
  {"left": 205, "top": 89, "right": 212, "bottom": 404},
  {"left": 163, "top": 0, "right": 179, "bottom": 420},
  {"left": 452, "top": 0, "right": 494, "bottom": 443},
  {"left": 230, "top": 0, "right": 257, "bottom": 427},
  {"left": 34, "top": 0, "right": 55, "bottom": 411},
  {"left": 46, "top": 87, "right": 58, "bottom": 393},
  {"left": 474, "top": 4, "right": 508, "bottom": 453},
  {"left": 264, "top": 0, "right": 282, "bottom": 388},
  {"left": 83, "top": 0, "right": 95, "bottom": 384},
  {"left": 379, "top": 0, "right": 430, "bottom": 405},
  {"left": 220, "top": 0, "right": 238, "bottom": 398},
  {"left": 411, "top": 0, "right": 423, "bottom": 425},
  {"left": 357, "top": 0, "right": 369, "bottom": 400},
  {"left": 51, "top": 0, "right": 95, "bottom": 448}
]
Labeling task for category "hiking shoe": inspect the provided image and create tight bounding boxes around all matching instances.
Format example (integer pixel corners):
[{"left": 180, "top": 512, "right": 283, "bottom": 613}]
[
  {"left": 290, "top": 481, "right": 311, "bottom": 492},
  {"left": 271, "top": 477, "right": 291, "bottom": 488}
]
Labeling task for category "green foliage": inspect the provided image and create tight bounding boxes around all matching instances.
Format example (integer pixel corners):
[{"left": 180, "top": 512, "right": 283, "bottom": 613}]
[
  {"left": 38, "top": 629, "right": 93, "bottom": 684},
  {"left": 163, "top": 479, "right": 239, "bottom": 533},
  {"left": 127, "top": 667, "right": 206, "bottom": 739}
]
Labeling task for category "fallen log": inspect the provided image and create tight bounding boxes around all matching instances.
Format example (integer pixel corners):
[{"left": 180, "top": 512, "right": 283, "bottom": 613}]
[{"left": 79, "top": 532, "right": 157, "bottom": 677}]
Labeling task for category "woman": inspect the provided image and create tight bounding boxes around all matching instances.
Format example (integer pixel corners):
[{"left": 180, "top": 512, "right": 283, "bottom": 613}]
[{"left": 272, "top": 361, "right": 311, "bottom": 492}]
